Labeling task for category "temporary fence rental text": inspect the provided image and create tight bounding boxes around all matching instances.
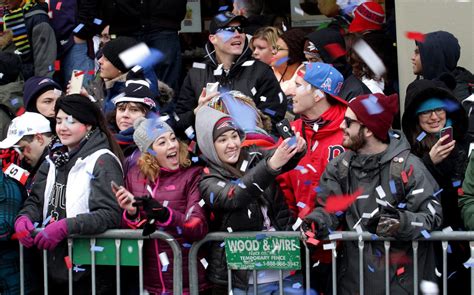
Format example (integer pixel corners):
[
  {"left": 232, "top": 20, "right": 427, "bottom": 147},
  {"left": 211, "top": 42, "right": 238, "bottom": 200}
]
[{"left": 15, "top": 229, "right": 474, "bottom": 295}]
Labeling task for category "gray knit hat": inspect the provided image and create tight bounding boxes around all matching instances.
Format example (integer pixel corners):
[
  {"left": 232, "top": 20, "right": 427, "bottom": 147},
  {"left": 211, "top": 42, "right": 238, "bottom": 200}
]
[{"left": 133, "top": 117, "right": 173, "bottom": 153}]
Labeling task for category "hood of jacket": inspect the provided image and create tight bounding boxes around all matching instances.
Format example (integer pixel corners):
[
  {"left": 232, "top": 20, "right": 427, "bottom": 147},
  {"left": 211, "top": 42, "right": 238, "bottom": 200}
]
[
  {"left": 402, "top": 79, "right": 467, "bottom": 141},
  {"left": 196, "top": 106, "right": 230, "bottom": 167},
  {"left": 417, "top": 31, "right": 460, "bottom": 80},
  {"left": 203, "top": 37, "right": 253, "bottom": 73}
]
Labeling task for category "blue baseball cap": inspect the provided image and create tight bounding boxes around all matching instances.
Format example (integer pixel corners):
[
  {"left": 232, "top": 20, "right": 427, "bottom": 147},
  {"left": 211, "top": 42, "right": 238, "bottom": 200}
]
[{"left": 303, "top": 62, "right": 346, "bottom": 104}]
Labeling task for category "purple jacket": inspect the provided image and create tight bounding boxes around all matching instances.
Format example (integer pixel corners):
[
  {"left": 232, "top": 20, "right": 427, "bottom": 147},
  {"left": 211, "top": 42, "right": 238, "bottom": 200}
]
[{"left": 123, "top": 164, "right": 208, "bottom": 294}]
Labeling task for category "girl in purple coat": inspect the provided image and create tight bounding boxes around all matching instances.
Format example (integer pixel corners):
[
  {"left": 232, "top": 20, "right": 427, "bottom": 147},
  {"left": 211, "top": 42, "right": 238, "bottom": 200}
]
[{"left": 114, "top": 117, "right": 208, "bottom": 294}]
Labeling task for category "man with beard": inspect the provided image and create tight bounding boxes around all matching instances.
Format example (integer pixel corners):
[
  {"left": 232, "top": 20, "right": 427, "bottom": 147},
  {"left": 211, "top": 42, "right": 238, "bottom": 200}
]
[{"left": 303, "top": 93, "right": 442, "bottom": 294}]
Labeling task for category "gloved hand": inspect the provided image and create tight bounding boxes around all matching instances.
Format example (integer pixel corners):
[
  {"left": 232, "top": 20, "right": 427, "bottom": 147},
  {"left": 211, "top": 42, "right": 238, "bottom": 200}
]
[
  {"left": 133, "top": 196, "right": 170, "bottom": 236},
  {"left": 14, "top": 215, "right": 35, "bottom": 248},
  {"left": 34, "top": 219, "right": 68, "bottom": 251},
  {"left": 303, "top": 213, "right": 329, "bottom": 239},
  {"left": 365, "top": 206, "right": 400, "bottom": 237}
]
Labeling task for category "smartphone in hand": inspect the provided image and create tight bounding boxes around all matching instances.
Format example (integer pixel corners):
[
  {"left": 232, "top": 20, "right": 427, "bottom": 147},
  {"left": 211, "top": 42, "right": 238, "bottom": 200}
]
[
  {"left": 276, "top": 118, "right": 295, "bottom": 139},
  {"left": 439, "top": 126, "right": 453, "bottom": 145},
  {"left": 69, "top": 70, "right": 84, "bottom": 94},
  {"left": 110, "top": 180, "right": 120, "bottom": 192},
  {"left": 205, "top": 82, "right": 219, "bottom": 95}
]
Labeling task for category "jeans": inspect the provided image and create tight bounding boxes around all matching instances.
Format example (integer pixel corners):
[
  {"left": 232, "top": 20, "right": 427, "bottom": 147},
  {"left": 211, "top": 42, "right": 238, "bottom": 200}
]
[
  {"left": 61, "top": 42, "right": 95, "bottom": 88},
  {"left": 133, "top": 30, "right": 182, "bottom": 93}
]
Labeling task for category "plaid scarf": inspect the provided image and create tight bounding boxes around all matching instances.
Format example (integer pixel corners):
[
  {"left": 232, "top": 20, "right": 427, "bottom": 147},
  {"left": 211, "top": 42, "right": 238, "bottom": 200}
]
[{"left": 3, "top": 0, "right": 36, "bottom": 57}]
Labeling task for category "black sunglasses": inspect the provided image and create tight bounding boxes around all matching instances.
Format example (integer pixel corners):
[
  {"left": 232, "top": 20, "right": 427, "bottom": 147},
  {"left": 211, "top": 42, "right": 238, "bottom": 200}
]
[
  {"left": 343, "top": 116, "right": 364, "bottom": 128},
  {"left": 216, "top": 26, "right": 244, "bottom": 34}
]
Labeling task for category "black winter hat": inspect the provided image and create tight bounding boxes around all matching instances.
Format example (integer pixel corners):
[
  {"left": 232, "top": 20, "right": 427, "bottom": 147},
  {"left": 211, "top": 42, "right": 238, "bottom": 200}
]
[
  {"left": 0, "top": 52, "right": 21, "bottom": 85},
  {"left": 102, "top": 37, "right": 139, "bottom": 73},
  {"left": 55, "top": 94, "right": 101, "bottom": 127},
  {"left": 112, "top": 67, "right": 157, "bottom": 110},
  {"left": 23, "top": 76, "right": 62, "bottom": 111},
  {"left": 209, "top": 11, "right": 246, "bottom": 34},
  {"left": 305, "top": 28, "right": 346, "bottom": 64},
  {"left": 279, "top": 28, "right": 307, "bottom": 65}
]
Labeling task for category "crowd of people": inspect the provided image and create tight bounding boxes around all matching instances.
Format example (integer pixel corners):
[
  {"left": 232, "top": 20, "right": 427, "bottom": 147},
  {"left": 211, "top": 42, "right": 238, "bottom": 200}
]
[{"left": 1, "top": 0, "right": 473, "bottom": 294}]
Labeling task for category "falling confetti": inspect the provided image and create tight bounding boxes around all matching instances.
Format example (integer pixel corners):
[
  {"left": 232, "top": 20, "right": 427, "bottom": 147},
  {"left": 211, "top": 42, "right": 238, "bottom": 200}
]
[{"left": 405, "top": 31, "right": 425, "bottom": 42}]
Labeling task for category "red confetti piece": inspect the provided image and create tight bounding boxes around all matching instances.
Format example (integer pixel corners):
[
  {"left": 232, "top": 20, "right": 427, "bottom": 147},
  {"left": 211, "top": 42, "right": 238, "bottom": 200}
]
[
  {"left": 401, "top": 171, "right": 408, "bottom": 184},
  {"left": 137, "top": 219, "right": 148, "bottom": 228},
  {"left": 16, "top": 106, "right": 25, "bottom": 116},
  {"left": 74, "top": 70, "right": 85, "bottom": 77},
  {"left": 227, "top": 186, "right": 235, "bottom": 199},
  {"left": 164, "top": 185, "right": 176, "bottom": 191},
  {"left": 210, "top": 212, "right": 215, "bottom": 221},
  {"left": 297, "top": 70, "right": 305, "bottom": 78},
  {"left": 188, "top": 140, "right": 196, "bottom": 153},
  {"left": 307, "top": 238, "right": 320, "bottom": 246},
  {"left": 54, "top": 60, "right": 61, "bottom": 71},
  {"left": 298, "top": 206, "right": 312, "bottom": 219},
  {"left": 407, "top": 165, "right": 414, "bottom": 177},
  {"left": 396, "top": 266, "right": 405, "bottom": 276},
  {"left": 305, "top": 231, "right": 315, "bottom": 238},
  {"left": 11, "top": 230, "right": 29, "bottom": 240},
  {"left": 55, "top": 2, "right": 62, "bottom": 10},
  {"left": 324, "top": 189, "right": 362, "bottom": 213},
  {"left": 203, "top": 167, "right": 210, "bottom": 174},
  {"left": 405, "top": 31, "right": 425, "bottom": 43},
  {"left": 324, "top": 43, "right": 346, "bottom": 59},
  {"left": 458, "top": 188, "right": 464, "bottom": 196},
  {"left": 183, "top": 217, "right": 201, "bottom": 229},
  {"left": 64, "top": 256, "right": 72, "bottom": 269},
  {"left": 88, "top": 70, "right": 95, "bottom": 75}
]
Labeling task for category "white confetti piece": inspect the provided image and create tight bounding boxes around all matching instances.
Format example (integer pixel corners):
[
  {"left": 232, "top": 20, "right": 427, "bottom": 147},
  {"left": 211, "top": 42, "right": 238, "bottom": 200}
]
[
  {"left": 0, "top": 73, "right": 3, "bottom": 79},
  {"left": 357, "top": 194, "right": 369, "bottom": 199},
  {"left": 241, "top": 60, "right": 255, "bottom": 67},
  {"left": 127, "top": 246, "right": 134, "bottom": 253},
  {"left": 296, "top": 202, "right": 306, "bottom": 208},
  {"left": 279, "top": 92, "right": 284, "bottom": 104},
  {"left": 353, "top": 39, "right": 386, "bottom": 78},
  {"left": 292, "top": 218, "right": 303, "bottom": 231},
  {"left": 412, "top": 188, "right": 424, "bottom": 195},
  {"left": 248, "top": 209, "right": 252, "bottom": 218},
  {"left": 355, "top": 224, "right": 363, "bottom": 234},
  {"left": 192, "top": 62, "right": 206, "bottom": 69},
  {"left": 435, "top": 268, "right": 442, "bottom": 277},
  {"left": 253, "top": 183, "right": 264, "bottom": 192},
  {"left": 427, "top": 203, "right": 436, "bottom": 215},
  {"left": 463, "top": 257, "right": 474, "bottom": 268},
  {"left": 217, "top": 181, "right": 226, "bottom": 187},
  {"left": 369, "top": 208, "right": 379, "bottom": 218},
  {"left": 185, "top": 126, "right": 195, "bottom": 139},
  {"left": 67, "top": 115, "right": 74, "bottom": 124},
  {"left": 238, "top": 182, "right": 247, "bottom": 189},
  {"left": 119, "top": 42, "right": 151, "bottom": 68},
  {"left": 329, "top": 233, "right": 342, "bottom": 240},
  {"left": 376, "top": 186, "right": 386, "bottom": 199},
  {"left": 260, "top": 96, "right": 267, "bottom": 102},
  {"left": 227, "top": 227, "right": 233, "bottom": 233},
  {"left": 420, "top": 280, "right": 439, "bottom": 293},
  {"left": 240, "top": 160, "right": 249, "bottom": 172},
  {"left": 146, "top": 185, "right": 153, "bottom": 195},
  {"left": 53, "top": 88, "right": 62, "bottom": 96},
  {"left": 306, "top": 164, "right": 316, "bottom": 173},
  {"left": 198, "top": 199, "right": 205, "bottom": 207},
  {"left": 411, "top": 222, "right": 423, "bottom": 227},
  {"left": 213, "top": 64, "right": 223, "bottom": 76},
  {"left": 159, "top": 115, "right": 170, "bottom": 122},
  {"left": 313, "top": 261, "right": 320, "bottom": 267},
  {"left": 311, "top": 140, "right": 319, "bottom": 151},
  {"left": 376, "top": 198, "right": 388, "bottom": 207},
  {"left": 442, "top": 226, "right": 454, "bottom": 233},
  {"left": 200, "top": 258, "right": 209, "bottom": 269},
  {"left": 362, "top": 213, "right": 372, "bottom": 219},
  {"left": 251, "top": 87, "right": 257, "bottom": 96},
  {"left": 294, "top": 6, "right": 304, "bottom": 15},
  {"left": 163, "top": 200, "right": 169, "bottom": 207},
  {"left": 323, "top": 243, "right": 335, "bottom": 250},
  {"left": 173, "top": 113, "right": 180, "bottom": 122},
  {"left": 159, "top": 252, "right": 170, "bottom": 266}
]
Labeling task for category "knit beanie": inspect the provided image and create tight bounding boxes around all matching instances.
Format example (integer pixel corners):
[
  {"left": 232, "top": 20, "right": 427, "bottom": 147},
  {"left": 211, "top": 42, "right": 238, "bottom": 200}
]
[
  {"left": 348, "top": 93, "right": 398, "bottom": 141},
  {"left": 212, "top": 117, "right": 243, "bottom": 141},
  {"left": 279, "top": 29, "right": 307, "bottom": 65},
  {"left": 55, "top": 94, "right": 101, "bottom": 127},
  {"left": 0, "top": 52, "right": 21, "bottom": 85},
  {"left": 112, "top": 67, "right": 157, "bottom": 110},
  {"left": 133, "top": 117, "right": 173, "bottom": 153},
  {"left": 415, "top": 98, "right": 446, "bottom": 114},
  {"left": 23, "top": 76, "right": 62, "bottom": 111},
  {"left": 348, "top": 1, "right": 385, "bottom": 33},
  {"left": 102, "top": 37, "right": 139, "bottom": 73}
]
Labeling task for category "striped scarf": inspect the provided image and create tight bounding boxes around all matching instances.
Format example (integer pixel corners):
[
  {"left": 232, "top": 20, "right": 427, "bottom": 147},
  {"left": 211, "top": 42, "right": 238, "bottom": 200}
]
[{"left": 3, "top": 0, "right": 36, "bottom": 57}]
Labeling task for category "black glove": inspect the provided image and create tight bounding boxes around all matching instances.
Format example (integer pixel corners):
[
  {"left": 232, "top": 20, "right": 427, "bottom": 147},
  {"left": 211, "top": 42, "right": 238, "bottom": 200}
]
[
  {"left": 365, "top": 206, "right": 400, "bottom": 237},
  {"left": 303, "top": 216, "right": 329, "bottom": 239},
  {"left": 133, "top": 196, "right": 170, "bottom": 236}
]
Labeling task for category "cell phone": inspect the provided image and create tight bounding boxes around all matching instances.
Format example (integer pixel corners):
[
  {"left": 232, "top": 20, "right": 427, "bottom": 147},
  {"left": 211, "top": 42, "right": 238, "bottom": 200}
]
[
  {"left": 110, "top": 180, "right": 120, "bottom": 192},
  {"left": 205, "top": 82, "right": 219, "bottom": 95},
  {"left": 276, "top": 118, "right": 295, "bottom": 139},
  {"left": 439, "top": 126, "right": 453, "bottom": 145},
  {"left": 69, "top": 70, "right": 84, "bottom": 94}
]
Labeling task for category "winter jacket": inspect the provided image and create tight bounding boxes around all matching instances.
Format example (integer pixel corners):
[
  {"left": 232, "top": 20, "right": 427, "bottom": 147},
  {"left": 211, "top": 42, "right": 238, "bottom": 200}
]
[
  {"left": 461, "top": 154, "right": 474, "bottom": 230},
  {"left": 18, "top": 129, "right": 123, "bottom": 283},
  {"left": 122, "top": 165, "right": 208, "bottom": 294},
  {"left": 175, "top": 41, "right": 287, "bottom": 137},
  {"left": 195, "top": 106, "right": 301, "bottom": 289},
  {"left": 96, "top": 0, "right": 187, "bottom": 35},
  {"left": 305, "top": 131, "right": 442, "bottom": 294},
  {"left": 403, "top": 79, "right": 470, "bottom": 229}
]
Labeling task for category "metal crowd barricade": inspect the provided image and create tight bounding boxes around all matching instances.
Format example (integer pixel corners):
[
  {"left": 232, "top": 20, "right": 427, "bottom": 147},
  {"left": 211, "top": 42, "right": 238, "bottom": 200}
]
[
  {"left": 188, "top": 231, "right": 312, "bottom": 295},
  {"left": 18, "top": 229, "right": 183, "bottom": 295},
  {"left": 188, "top": 231, "right": 474, "bottom": 295}
]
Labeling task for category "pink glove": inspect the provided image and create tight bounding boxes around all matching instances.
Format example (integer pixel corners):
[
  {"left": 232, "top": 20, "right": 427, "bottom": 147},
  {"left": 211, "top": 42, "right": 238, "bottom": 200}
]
[
  {"left": 34, "top": 219, "right": 68, "bottom": 251},
  {"left": 14, "top": 216, "right": 35, "bottom": 248}
]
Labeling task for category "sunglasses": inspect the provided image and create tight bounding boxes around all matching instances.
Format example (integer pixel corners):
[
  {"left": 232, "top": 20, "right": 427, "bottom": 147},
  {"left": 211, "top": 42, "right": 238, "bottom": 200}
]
[
  {"left": 216, "top": 26, "right": 244, "bottom": 34},
  {"left": 418, "top": 108, "right": 446, "bottom": 118},
  {"left": 343, "top": 116, "right": 364, "bottom": 128}
]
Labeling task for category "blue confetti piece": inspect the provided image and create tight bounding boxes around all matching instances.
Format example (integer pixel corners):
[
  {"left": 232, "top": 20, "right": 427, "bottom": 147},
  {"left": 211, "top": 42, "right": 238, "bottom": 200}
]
[
  {"left": 389, "top": 180, "right": 397, "bottom": 194},
  {"left": 93, "top": 18, "right": 102, "bottom": 25},
  {"left": 218, "top": 5, "right": 228, "bottom": 11},
  {"left": 162, "top": 264, "right": 168, "bottom": 272},
  {"left": 33, "top": 222, "right": 39, "bottom": 228},
  {"left": 91, "top": 246, "right": 104, "bottom": 252},
  {"left": 176, "top": 226, "right": 182, "bottom": 235},
  {"left": 73, "top": 23, "right": 84, "bottom": 33},
  {"left": 296, "top": 202, "right": 306, "bottom": 208},
  {"left": 220, "top": 241, "right": 225, "bottom": 248},
  {"left": 42, "top": 215, "right": 52, "bottom": 226},
  {"left": 443, "top": 99, "right": 460, "bottom": 112},
  {"left": 255, "top": 262, "right": 263, "bottom": 267},
  {"left": 191, "top": 157, "right": 199, "bottom": 163},
  {"left": 397, "top": 203, "right": 407, "bottom": 209},
  {"left": 361, "top": 95, "right": 384, "bottom": 115},
  {"left": 86, "top": 171, "right": 95, "bottom": 180},
  {"left": 371, "top": 234, "right": 378, "bottom": 240},
  {"left": 433, "top": 189, "right": 444, "bottom": 198},
  {"left": 304, "top": 180, "right": 312, "bottom": 186},
  {"left": 368, "top": 264, "right": 375, "bottom": 272},
  {"left": 73, "top": 265, "right": 86, "bottom": 272},
  {"left": 287, "top": 136, "right": 297, "bottom": 147},
  {"left": 182, "top": 243, "right": 192, "bottom": 248},
  {"left": 314, "top": 186, "right": 322, "bottom": 193},
  {"left": 447, "top": 244, "right": 452, "bottom": 254},
  {"left": 138, "top": 48, "right": 165, "bottom": 70},
  {"left": 416, "top": 132, "right": 427, "bottom": 142},
  {"left": 263, "top": 108, "right": 276, "bottom": 116},
  {"left": 256, "top": 234, "right": 267, "bottom": 240},
  {"left": 10, "top": 98, "right": 20, "bottom": 105},
  {"left": 294, "top": 165, "right": 304, "bottom": 171},
  {"left": 421, "top": 230, "right": 431, "bottom": 239},
  {"left": 375, "top": 249, "right": 382, "bottom": 257},
  {"left": 221, "top": 93, "right": 257, "bottom": 132},
  {"left": 452, "top": 180, "right": 461, "bottom": 188},
  {"left": 335, "top": 211, "right": 344, "bottom": 217},
  {"left": 464, "top": 259, "right": 474, "bottom": 268},
  {"left": 215, "top": 13, "right": 227, "bottom": 22},
  {"left": 210, "top": 192, "right": 214, "bottom": 205},
  {"left": 448, "top": 271, "right": 457, "bottom": 279},
  {"left": 292, "top": 282, "right": 302, "bottom": 289},
  {"left": 147, "top": 148, "right": 157, "bottom": 156},
  {"left": 216, "top": 30, "right": 235, "bottom": 43},
  {"left": 274, "top": 56, "right": 290, "bottom": 67}
]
